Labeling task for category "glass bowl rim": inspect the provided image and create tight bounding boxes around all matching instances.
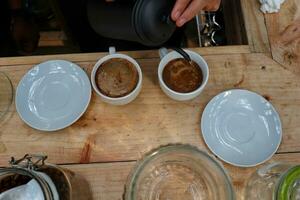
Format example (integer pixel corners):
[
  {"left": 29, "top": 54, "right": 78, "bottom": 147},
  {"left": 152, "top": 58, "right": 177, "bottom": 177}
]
[{"left": 124, "top": 144, "right": 235, "bottom": 200}]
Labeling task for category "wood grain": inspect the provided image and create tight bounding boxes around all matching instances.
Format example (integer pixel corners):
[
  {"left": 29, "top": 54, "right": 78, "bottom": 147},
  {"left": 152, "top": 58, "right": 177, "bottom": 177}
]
[
  {"left": 38, "top": 31, "right": 65, "bottom": 47},
  {"left": 0, "top": 73, "right": 13, "bottom": 115},
  {"left": 0, "top": 52, "right": 299, "bottom": 165},
  {"left": 0, "top": 46, "right": 250, "bottom": 67},
  {"left": 240, "top": 0, "right": 271, "bottom": 53},
  {"left": 222, "top": 0, "right": 248, "bottom": 45},
  {"left": 62, "top": 153, "right": 300, "bottom": 200},
  {"left": 264, "top": 0, "right": 300, "bottom": 74}
]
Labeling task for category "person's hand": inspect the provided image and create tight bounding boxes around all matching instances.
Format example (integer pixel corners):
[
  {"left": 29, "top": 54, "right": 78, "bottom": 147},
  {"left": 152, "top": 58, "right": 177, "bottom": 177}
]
[{"left": 171, "top": 0, "right": 221, "bottom": 27}]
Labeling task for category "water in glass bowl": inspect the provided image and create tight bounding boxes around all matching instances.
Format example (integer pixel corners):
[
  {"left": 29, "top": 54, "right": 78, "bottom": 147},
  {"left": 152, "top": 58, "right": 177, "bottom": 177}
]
[{"left": 124, "top": 144, "right": 235, "bottom": 200}]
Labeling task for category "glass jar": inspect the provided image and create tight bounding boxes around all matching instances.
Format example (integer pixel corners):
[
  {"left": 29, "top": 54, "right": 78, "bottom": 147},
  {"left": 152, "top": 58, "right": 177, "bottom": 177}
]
[
  {"left": 0, "top": 72, "right": 13, "bottom": 120},
  {"left": 0, "top": 154, "right": 91, "bottom": 200},
  {"left": 124, "top": 144, "right": 235, "bottom": 200},
  {"left": 245, "top": 163, "right": 300, "bottom": 200}
]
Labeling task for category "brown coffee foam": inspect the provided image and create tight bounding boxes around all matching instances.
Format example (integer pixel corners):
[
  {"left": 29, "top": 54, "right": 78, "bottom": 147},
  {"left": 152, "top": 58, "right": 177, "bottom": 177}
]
[
  {"left": 95, "top": 58, "right": 139, "bottom": 98},
  {"left": 162, "top": 58, "right": 203, "bottom": 93}
]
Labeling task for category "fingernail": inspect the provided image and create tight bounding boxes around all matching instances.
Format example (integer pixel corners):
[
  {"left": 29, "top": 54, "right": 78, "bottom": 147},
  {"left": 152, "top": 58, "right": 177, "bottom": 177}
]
[
  {"left": 177, "top": 17, "right": 186, "bottom": 27},
  {"left": 174, "top": 11, "right": 180, "bottom": 20}
]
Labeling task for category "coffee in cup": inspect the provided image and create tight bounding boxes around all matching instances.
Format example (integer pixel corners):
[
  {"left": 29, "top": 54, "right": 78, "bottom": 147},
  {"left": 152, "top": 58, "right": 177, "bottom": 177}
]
[
  {"left": 162, "top": 58, "right": 203, "bottom": 93},
  {"left": 91, "top": 47, "right": 143, "bottom": 105},
  {"left": 95, "top": 58, "right": 139, "bottom": 98},
  {"left": 158, "top": 48, "right": 209, "bottom": 101}
]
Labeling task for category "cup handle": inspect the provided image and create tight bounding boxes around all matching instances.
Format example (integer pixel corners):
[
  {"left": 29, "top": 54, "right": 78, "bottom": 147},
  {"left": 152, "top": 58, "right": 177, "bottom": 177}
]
[
  {"left": 159, "top": 47, "right": 168, "bottom": 60},
  {"left": 109, "top": 46, "right": 116, "bottom": 55}
]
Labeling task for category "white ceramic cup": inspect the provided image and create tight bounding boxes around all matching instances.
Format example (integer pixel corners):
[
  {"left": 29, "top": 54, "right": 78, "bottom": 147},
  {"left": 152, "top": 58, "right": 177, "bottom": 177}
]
[
  {"left": 91, "top": 47, "right": 142, "bottom": 105},
  {"left": 158, "top": 48, "right": 209, "bottom": 101}
]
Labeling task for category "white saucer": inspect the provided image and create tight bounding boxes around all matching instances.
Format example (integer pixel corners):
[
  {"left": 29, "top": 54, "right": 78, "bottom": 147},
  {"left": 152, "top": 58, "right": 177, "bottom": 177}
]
[
  {"left": 201, "top": 89, "right": 282, "bottom": 167},
  {"left": 16, "top": 60, "right": 91, "bottom": 131}
]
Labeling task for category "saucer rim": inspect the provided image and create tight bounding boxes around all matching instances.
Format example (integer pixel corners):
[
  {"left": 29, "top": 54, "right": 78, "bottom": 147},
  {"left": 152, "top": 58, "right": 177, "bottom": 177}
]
[
  {"left": 201, "top": 89, "right": 282, "bottom": 167},
  {"left": 15, "top": 60, "right": 91, "bottom": 132}
]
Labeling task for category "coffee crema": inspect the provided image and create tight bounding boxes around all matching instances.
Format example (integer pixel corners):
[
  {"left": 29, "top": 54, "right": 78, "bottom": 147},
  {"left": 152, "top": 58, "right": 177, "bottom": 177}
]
[
  {"left": 162, "top": 58, "right": 203, "bottom": 93},
  {"left": 95, "top": 58, "right": 139, "bottom": 98}
]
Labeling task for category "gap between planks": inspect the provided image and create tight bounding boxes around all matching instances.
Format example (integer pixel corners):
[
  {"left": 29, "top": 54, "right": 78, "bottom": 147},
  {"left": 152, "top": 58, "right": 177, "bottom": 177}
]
[{"left": 0, "top": 45, "right": 250, "bottom": 67}]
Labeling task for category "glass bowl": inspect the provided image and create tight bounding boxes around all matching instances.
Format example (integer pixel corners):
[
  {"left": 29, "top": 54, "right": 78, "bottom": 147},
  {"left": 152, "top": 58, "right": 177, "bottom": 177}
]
[
  {"left": 0, "top": 72, "right": 13, "bottom": 120},
  {"left": 124, "top": 144, "right": 235, "bottom": 200},
  {"left": 245, "top": 163, "right": 300, "bottom": 200}
]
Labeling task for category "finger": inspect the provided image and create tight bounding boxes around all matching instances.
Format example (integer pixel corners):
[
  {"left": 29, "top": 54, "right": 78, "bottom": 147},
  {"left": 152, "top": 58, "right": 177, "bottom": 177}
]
[
  {"left": 203, "top": 0, "right": 221, "bottom": 11},
  {"left": 171, "top": 0, "right": 192, "bottom": 21},
  {"left": 176, "top": 0, "right": 205, "bottom": 27}
]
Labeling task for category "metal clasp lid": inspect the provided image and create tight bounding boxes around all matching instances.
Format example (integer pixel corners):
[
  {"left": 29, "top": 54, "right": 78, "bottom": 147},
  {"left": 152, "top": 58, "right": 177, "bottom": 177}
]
[{"left": 9, "top": 154, "right": 48, "bottom": 170}]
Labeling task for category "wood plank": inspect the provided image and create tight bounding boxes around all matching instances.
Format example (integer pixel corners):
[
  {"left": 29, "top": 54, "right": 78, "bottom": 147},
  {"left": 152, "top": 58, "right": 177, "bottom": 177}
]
[
  {"left": 222, "top": 0, "right": 248, "bottom": 45},
  {"left": 0, "top": 73, "right": 13, "bottom": 114},
  {"left": 38, "top": 31, "right": 66, "bottom": 47},
  {"left": 264, "top": 0, "right": 300, "bottom": 75},
  {"left": 61, "top": 153, "right": 300, "bottom": 200},
  {"left": 39, "top": 31, "right": 66, "bottom": 41},
  {"left": 0, "top": 46, "right": 250, "bottom": 66},
  {"left": 38, "top": 40, "right": 65, "bottom": 47},
  {"left": 64, "top": 162, "right": 134, "bottom": 200},
  {"left": 0, "top": 53, "right": 299, "bottom": 165},
  {"left": 240, "top": 0, "right": 271, "bottom": 53}
]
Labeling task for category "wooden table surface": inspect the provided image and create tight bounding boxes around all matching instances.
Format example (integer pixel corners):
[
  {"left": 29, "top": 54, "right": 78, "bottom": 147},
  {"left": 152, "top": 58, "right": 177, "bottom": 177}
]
[{"left": 0, "top": 1, "right": 300, "bottom": 199}]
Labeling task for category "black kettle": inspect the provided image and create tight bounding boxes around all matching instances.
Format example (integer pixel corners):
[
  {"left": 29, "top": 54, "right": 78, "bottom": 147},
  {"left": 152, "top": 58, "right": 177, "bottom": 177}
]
[{"left": 87, "top": 0, "right": 176, "bottom": 46}]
